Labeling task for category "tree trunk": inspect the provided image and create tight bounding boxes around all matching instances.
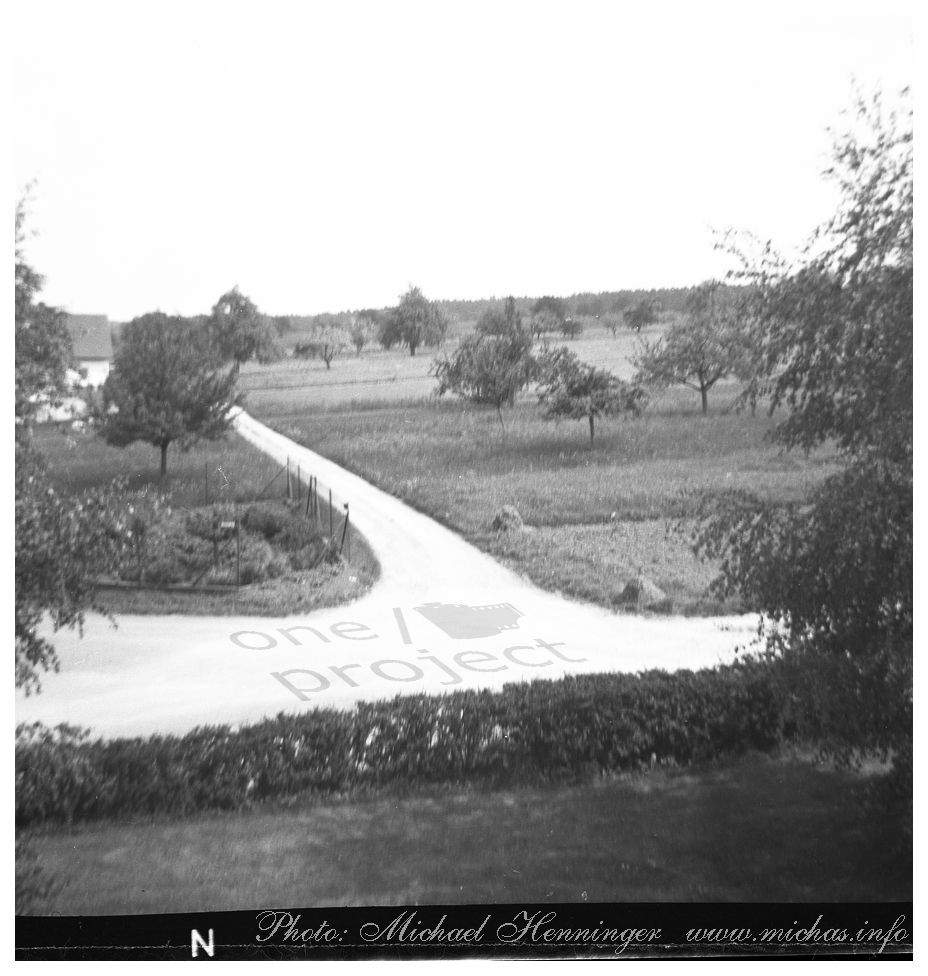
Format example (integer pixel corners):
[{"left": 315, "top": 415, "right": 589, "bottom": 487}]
[
  {"left": 160, "top": 441, "right": 169, "bottom": 478},
  {"left": 701, "top": 387, "right": 708, "bottom": 415},
  {"left": 589, "top": 412, "right": 595, "bottom": 444}
]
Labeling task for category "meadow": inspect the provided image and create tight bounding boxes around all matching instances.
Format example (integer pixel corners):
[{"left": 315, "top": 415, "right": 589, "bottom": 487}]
[{"left": 243, "top": 323, "right": 840, "bottom": 614}]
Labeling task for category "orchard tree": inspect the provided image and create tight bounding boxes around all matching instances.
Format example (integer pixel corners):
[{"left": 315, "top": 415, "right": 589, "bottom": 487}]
[
  {"left": 600, "top": 312, "right": 624, "bottom": 338},
  {"left": 475, "top": 296, "right": 524, "bottom": 336},
  {"left": 208, "top": 286, "right": 282, "bottom": 367},
  {"left": 560, "top": 316, "right": 583, "bottom": 340},
  {"left": 530, "top": 308, "right": 561, "bottom": 339},
  {"left": 432, "top": 328, "right": 534, "bottom": 426},
  {"left": 380, "top": 286, "right": 448, "bottom": 356},
  {"left": 694, "top": 88, "right": 912, "bottom": 807},
  {"left": 632, "top": 281, "right": 746, "bottom": 414},
  {"left": 623, "top": 297, "right": 661, "bottom": 332},
  {"left": 100, "top": 313, "right": 242, "bottom": 477},
  {"left": 536, "top": 346, "right": 646, "bottom": 444},
  {"left": 310, "top": 315, "right": 349, "bottom": 368},
  {"left": 349, "top": 316, "right": 374, "bottom": 356}
]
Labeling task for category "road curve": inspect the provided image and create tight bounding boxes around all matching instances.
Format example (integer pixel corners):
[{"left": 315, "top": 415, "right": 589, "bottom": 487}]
[{"left": 16, "top": 411, "right": 760, "bottom": 739}]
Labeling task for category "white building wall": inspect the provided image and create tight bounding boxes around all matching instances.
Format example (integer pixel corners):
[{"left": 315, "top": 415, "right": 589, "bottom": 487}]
[{"left": 79, "top": 360, "right": 110, "bottom": 387}]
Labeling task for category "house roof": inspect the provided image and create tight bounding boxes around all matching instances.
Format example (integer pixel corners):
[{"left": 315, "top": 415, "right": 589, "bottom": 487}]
[{"left": 66, "top": 314, "right": 112, "bottom": 360}]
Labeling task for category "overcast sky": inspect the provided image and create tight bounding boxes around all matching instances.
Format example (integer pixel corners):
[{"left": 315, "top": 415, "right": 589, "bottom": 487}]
[{"left": 15, "top": 0, "right": 913, "bottom": 321}]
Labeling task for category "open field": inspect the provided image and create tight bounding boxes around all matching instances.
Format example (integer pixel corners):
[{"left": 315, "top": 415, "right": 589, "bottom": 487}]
[
  {"left": 240, "top": 320, "right": 650, "bottom": 414},
  {"left": 250, "top": 358, "right": 841, "bottom": 614},
  {"left": 31, "top": 424, "right": 379, "bottom": 616},
  {"left": 18, "top": 749, "right": 909, "bottom": 914}
]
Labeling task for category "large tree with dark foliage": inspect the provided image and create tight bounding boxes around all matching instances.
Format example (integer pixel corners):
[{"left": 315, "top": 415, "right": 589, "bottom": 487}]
[
  {"left": 15, "top": 199, "right": 74, "bottom": 425},
  {"left": 15, "top": 197, "right": 128, "bottom": 693},
  {"left": 622, "top": 296, "right": 661, "bottom": 333},
  {"left": 475, "top": 296, "right": 523, "bottom": 336},
  {"left": 208, "top": 286, "right": 282, "bottom": 367},
  {"left": 531, "top": 295, "right": 567, "bottom": 323},
  {"left": 100, "top": 313, "right": 242, "bottom": 477},
  {"left": 695, "top": 89, "right": 912, "bottom": 813},
  {"left": 380, "top": 286, "right": 448, "bottom": 356}
]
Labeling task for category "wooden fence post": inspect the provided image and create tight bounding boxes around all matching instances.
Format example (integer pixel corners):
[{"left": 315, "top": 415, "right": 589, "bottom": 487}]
[{"left": 339, "top": 503, "right": 349, "bottom": 556}]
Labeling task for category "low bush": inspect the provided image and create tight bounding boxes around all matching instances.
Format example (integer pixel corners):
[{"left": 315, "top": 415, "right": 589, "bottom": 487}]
[
  {"left": 241, "top": 502, "right": 290, "bottom": 540},
  {"left": 16, "top": 658, "right": 798, "bottom": 827}
]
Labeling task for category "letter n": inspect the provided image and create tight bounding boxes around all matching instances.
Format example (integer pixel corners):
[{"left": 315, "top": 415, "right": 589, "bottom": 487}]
[{"left": 192, "top": 928, "right": 215, "bottom": 958}]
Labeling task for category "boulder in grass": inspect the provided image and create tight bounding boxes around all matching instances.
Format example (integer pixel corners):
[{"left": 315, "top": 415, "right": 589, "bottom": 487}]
[
  {"left": 618, "top": 576, "right": 671, "bottom": 612},
  {"left": 489, "top": 505, "right": 524, "bottom": 533}
]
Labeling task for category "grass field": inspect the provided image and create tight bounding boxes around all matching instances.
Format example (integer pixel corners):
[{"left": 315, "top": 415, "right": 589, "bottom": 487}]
[
  {"left": 18, "top": 749, "right": 909, "bottom": 914},
  {"left": 240, "top": 321, "right": 647, "bottom": 414},
  {"left": 248, "top": 345, "right": 840, "bottom": 614},
  {"left": 31, "top": 424, "right": 379, "bottom": 616}
]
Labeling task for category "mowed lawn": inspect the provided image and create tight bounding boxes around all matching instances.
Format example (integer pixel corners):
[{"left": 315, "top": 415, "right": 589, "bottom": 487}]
[
  {"left": 249, "top": 344, "right": 840, "bottom": 614},
  {"left": 20, "top": 750, "right": 909, "bottom": 915}
]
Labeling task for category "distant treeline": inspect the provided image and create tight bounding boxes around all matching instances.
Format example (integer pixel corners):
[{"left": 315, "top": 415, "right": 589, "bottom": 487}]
[{"left": 276, "top": 288, "right": 712, "bottom": 328}]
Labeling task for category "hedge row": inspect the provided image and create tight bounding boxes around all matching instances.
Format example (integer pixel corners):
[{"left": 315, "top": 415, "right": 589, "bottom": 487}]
[{"left": 16, "top": 659, "right": 794, "bottom": 826}]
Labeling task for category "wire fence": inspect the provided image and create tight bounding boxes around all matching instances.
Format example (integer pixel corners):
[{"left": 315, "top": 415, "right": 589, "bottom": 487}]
[{"left": 98, "top": 456, "right": 351, "bottom": 593}]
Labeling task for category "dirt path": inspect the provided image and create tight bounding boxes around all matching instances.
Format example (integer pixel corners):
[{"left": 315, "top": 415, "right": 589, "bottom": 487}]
[{"left": 16, "top": 411, "right": 759, "bottom": 739}]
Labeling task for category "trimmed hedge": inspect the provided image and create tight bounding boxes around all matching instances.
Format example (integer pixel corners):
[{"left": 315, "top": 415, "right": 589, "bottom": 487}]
[{"left": 16, "top": 659, "right": 794, "bottom": 827}]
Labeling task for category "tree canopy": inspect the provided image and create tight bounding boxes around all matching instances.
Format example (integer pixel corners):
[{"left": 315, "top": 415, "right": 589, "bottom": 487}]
[
  {"left": 536, "top": 346, "right": 646, "bottom": 443},
  {"left": 100, "top": 313, "right": 242, "bottom": 477},
  {"left": 475, "top": 296, "right": 523, "bottom": 337},
  {"left": 531, "top": 295, "right": 567, "bottom": 323},
  {"left": 432, "top": 326, "right": 534, "bottom": 426},
  {"left": 15, "top": 196, "right": 127, "bottom": 693},
  {"left": 380, "top": 286, "right": 448, "bottom": 356},
  {"left": 15, "top": 198, "right": 75, "bottom": 426},
  {"left": 694, "top": 88, "right": 912, "bottom": 805},
  {"left": 349, "top": 316, "right": 374, "bottom": 356},
  {"left": 632, "top": 281, "right": 747, "bottom": 414},
  {"left": 622, "top": 297, "right": 661, "bottom": 332},
  {"left": 208, "top": 287, "right": 282, "bottom": 366},
  {"left": 308, "top": 315, "right": 350, "bottom": 368}
]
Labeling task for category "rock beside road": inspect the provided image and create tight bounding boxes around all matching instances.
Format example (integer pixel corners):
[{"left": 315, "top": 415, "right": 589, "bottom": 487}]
[
  {"left": 489, "top": 505, "right": 524, "bottom": 532},
  {"left": 617, "top": 576, "right": 672, "bottom": 613}
]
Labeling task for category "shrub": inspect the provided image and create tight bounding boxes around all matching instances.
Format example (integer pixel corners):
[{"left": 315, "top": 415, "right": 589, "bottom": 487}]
[
  {"left": 241, "top": 502, "right": 289, "bottom": 540},
  {"left": 236, "top": 535, "right": 289, "bottom": 584},
  {"left": 16, "top": 658, "right": 798, "bottom": 827}
]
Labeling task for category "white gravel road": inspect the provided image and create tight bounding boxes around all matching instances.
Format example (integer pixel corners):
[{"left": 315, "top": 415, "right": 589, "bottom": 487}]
[{"left": 16, "top": 410, "right": 760, "bottom": 739}]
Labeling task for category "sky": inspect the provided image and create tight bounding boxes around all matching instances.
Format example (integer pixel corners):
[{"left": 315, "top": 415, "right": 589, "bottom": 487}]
[{"left": 15, "top": 0, "right": 914, "bottom": 322}]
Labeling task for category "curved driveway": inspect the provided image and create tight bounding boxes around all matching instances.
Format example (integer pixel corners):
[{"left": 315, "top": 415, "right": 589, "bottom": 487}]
[{"left": 16, "top": 411, "right": 759, "bottom": 739}]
